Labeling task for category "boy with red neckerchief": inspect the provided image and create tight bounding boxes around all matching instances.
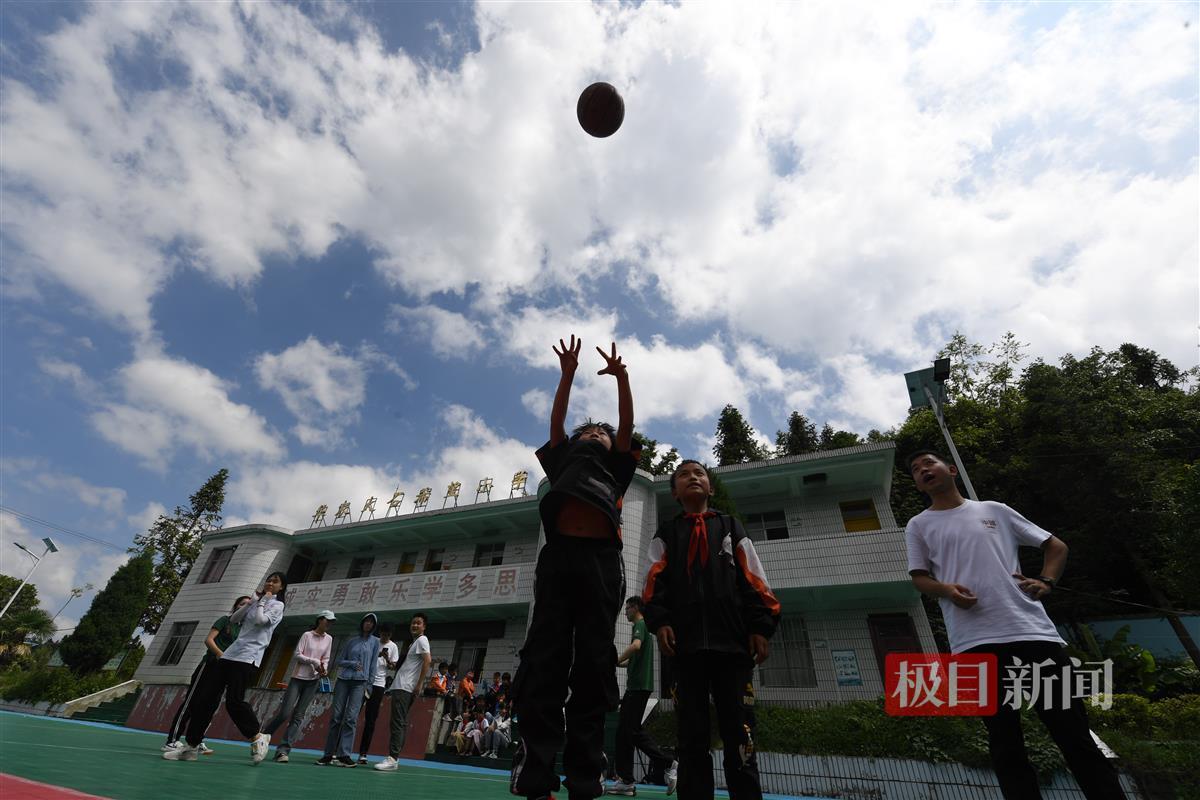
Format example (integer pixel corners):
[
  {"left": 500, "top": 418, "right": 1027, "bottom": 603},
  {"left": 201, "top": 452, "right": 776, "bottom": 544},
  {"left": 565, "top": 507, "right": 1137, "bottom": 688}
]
[{"left": 641, "top": 460, "right": 780, "bottom": 800}]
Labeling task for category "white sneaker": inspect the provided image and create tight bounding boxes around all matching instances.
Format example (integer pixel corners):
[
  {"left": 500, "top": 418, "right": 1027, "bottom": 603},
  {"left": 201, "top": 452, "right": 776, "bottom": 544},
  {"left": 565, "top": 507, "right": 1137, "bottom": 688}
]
[
  {"left": 162, "top": 741, "right": 181, "bottom": 751},
  {"left": 374, "top": 755, "right": 399, "bottom": 771},
  {"left": 665, "top": 760, "right": 678, "bottom": 795},
  {"left": 198, "top": 743, "right": 214, "bottom": 755},
  {"left": 607, "top": 780, "right": 637, "bottom": 797},
  {"left": 250, "top": 733, "right": 270, "bottom": 764},
  {"left": 274, "top": 751, "right": 289, "bottom": 763},
  {"left": 162, "top": 744, "right": 199, "bottom": 762}
]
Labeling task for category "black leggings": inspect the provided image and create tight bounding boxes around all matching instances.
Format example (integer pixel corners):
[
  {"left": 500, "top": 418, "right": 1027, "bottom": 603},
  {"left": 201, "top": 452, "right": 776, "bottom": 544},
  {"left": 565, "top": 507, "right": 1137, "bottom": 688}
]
[
  {"left": 165, "top": 659, "right": 210, "bottom": 743},
  {"left": 184, "top": 659, "right": 261, "bottom": 747}
]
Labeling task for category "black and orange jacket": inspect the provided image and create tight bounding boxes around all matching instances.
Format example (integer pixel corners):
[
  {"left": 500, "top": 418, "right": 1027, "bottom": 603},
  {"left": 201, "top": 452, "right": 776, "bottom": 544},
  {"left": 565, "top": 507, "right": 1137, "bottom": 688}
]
[{"left": 641, "top": 512, "right": 781, "bottom": 657}]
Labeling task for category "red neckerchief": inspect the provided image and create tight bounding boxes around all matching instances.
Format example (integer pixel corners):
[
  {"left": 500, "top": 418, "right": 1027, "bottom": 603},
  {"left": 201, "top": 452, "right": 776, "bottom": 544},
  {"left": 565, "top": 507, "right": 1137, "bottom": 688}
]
[{"left": 684, "top": 511, "right": 718, "bottom": 578}]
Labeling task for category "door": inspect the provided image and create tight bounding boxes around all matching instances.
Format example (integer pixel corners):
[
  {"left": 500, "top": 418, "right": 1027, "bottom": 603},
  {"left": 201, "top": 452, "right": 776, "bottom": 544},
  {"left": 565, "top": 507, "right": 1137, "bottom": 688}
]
[{"left": 867, "top": 613, "right": 921, "bottom": 682}]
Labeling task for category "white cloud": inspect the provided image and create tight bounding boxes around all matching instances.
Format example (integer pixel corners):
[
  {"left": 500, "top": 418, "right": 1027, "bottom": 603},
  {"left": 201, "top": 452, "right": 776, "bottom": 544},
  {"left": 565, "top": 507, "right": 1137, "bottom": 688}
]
[
  {"left": 226, "top": 404, "right": 541, "bottom": 528},
  {"left": 28, "top": 472, "right": 127, "bottom": 515},
  {"left": 0, "top": 511, "right": 128, "bottom": 640},
  {"left": 38, "top": 358, "right": 99, "bottom": 395},
  {"left": 254, "top": 337, "right": 368, "bottom": 448},
  {"left": 387, "top": 305, "right": 486, "bottom": 360},
  {"left": 128, "top": 501, "right": 168, "bottom": 534},
  {"left": 824, "top": 353, "right": 914, "bottom": 433},
  {"left": 1, "top": 1, "right": 1194, "bottom": 405},
  {"left": 91, "top": 353, "right": 285, "bottom": 468}
]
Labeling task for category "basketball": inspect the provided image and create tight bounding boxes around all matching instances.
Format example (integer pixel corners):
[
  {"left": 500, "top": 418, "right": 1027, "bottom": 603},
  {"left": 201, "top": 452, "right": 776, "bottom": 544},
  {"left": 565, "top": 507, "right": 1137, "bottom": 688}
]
[{"left": 577, "top": 82, "right": 625, "bottom": 138}]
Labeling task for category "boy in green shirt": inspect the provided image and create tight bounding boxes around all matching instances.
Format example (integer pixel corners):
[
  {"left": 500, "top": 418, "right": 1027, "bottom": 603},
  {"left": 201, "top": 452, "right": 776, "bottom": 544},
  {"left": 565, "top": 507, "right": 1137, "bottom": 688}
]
[{"left": 611, "top": 596, "right": 676, "bottom": 796}]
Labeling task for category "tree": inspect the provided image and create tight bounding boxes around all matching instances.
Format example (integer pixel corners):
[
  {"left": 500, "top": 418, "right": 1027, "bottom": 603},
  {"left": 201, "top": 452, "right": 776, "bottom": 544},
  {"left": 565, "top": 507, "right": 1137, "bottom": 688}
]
[
  {"left": 0, "top": 576, "right": 54, "bottom": 664},
  {"left": 133, "top": 468, "right": 230, "bottom": 635},
  {"left": 59, "top": 551, "right": 153, "bottom": 674},
  {"left": 818, "top": 424, "right": 863, "bottom": 451},
  {"left": 632, "top": 432, "right": 681, "bottom": 476},
  {"left": 708, "top": 468, "right": 739, "bottom": 519},
  {"left": 775, "top": 412, "right": 819, "bottom": 457},
  {"left": 713, "top": 405, "right": 770, "bottom": 466}
]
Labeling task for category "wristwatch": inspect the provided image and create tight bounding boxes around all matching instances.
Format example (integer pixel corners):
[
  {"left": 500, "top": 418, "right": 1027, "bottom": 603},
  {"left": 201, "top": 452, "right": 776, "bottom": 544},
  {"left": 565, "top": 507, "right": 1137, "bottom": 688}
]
[{"left": 1036, "top": 575, "right": 1056, "bottom": 588}]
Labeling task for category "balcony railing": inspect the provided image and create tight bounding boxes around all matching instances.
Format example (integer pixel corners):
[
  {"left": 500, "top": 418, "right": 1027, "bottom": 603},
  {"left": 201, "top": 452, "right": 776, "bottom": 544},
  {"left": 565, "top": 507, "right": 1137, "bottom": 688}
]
[{"left": 282, "top": 563, "right": 531, "bottom": 616}]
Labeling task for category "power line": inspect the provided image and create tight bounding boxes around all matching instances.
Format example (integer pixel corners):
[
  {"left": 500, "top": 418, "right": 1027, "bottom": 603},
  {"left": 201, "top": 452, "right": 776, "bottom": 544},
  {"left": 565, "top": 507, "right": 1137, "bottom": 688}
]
[{"left": 0, "top": 505, "right": 127, "bottom": 552}]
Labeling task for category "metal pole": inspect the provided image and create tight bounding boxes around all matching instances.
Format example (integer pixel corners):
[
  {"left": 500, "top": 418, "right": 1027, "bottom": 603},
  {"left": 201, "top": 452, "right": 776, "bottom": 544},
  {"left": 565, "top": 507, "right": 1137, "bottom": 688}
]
[
  {"left": 51, "top": 591, "right": 80, "bottom": 625},
  {"left": 0, "top": 547, "right": 45, "bottom": 620},
  {"left": 922, "top": 385, "right": 979, "bottom": 501}
]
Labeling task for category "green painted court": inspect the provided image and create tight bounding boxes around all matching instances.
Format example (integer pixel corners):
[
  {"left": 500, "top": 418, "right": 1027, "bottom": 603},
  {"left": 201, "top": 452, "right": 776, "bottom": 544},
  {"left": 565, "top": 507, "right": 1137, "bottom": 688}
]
[{"left": 0, "top": 712, "right": 814, "bottom": 800}]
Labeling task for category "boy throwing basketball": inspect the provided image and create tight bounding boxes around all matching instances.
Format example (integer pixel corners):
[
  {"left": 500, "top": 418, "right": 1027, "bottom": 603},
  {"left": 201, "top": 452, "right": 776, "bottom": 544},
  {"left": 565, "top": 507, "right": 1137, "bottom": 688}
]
[{"left": 511, "top": 336, "right": 640, "bottom": 800}]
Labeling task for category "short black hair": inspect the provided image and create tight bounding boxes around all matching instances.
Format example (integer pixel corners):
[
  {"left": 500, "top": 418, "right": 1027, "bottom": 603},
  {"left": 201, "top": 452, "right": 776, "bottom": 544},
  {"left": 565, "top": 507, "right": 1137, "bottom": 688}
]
[
  {"left": 377, "top": 622, "right": 394, "bottom": 636},
  {"left": 231, "top": 595, "right": 252, "bottom": 614},
  {"left": 905, "top": 450, "right": 950, "bottom": 474},
  {"left": 501, "top": 672, "right": 511, "bottom": 681},
  {"left": 411, "top": 612, "right": 427, "bottom": 625},
  {"left": 570, "top": 419, "right": 617, "bottom": 442},
  {"left": 669, "top": 459, "right": 709, "bottom": 492},
  {"left": 265, "top": 571, "right": 289, "bottom": 603},
  {"left": 449, "top": 662, "right": 458, "bottom": 672},
  {"left": 625, "top": 595, "right": 644, "bottom": 611}
]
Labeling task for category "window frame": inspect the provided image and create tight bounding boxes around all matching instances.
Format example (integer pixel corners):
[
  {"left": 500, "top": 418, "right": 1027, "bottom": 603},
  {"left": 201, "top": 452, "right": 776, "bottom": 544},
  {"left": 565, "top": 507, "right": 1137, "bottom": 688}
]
[
  {"left": 397, "top": 551, "right": 419, "bottom": 574},
  {"left": 839, "top": 499, "right": 882, "bottom": 532},
  {"left": 472, "top": 542, "right": 505, "bottom": 568},
  {"left": 198, "top": 546, "right": 237, "bottom": 584},
  {"left": 424, "top": 548, "right": 445, "bottom": 572},
  {"left": 757, "top": 617, "right": 818, "bottom": 688},
  {"left": 347, "top": 556, "right": 375, "bottom": 579},
  {"left": 157, "top": 621, "right": 199, "bottom": 666},
  {"left": 743, "top": 510, "right": 789, "bottom": 542}
]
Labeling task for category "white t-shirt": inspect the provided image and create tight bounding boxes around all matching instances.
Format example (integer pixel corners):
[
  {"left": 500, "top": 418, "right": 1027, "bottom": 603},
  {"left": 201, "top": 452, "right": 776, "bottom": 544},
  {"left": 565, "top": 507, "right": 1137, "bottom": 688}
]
[
  {"left": 389, "top": 634, "right": 430, "bottom": 693},
  {"left": 905, "top": 499, "right": 1065, "bottom": 653},
  {"left": 374, "top": 640, "right": 400, "bottom": 688}
]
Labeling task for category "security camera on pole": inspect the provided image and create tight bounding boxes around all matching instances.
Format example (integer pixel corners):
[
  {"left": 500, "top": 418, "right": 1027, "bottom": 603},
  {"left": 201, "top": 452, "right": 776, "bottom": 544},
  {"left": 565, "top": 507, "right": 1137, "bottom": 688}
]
[{"left": 0, "top": 537, "right": 58, "bottom": 620}]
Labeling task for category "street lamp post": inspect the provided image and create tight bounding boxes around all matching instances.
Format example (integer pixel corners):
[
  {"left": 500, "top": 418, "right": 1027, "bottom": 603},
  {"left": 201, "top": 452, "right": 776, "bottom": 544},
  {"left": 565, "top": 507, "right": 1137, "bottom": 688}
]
[
  {"left": 0, "top": 537, "right": 59, "bottom": 620},
  {"left": 51, "top": 583, "right": 94, "bottom": 625},
  {"left": 903, "top": 358, "right": 979, "bottom": 501}
]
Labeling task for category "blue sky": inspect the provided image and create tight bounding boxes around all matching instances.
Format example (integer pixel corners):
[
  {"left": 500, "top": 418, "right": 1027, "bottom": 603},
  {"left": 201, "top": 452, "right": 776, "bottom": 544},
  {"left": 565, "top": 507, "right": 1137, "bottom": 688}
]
[{"left": 1, "top": 1, "right": 1197, "bottom": 635}]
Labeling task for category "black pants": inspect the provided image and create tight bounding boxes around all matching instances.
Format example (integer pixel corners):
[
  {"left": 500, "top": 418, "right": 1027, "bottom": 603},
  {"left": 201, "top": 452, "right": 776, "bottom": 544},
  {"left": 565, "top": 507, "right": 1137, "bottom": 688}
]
[
  {"left": 184, "top": 659, "right": 261, "bottom": 747},
  {"left": 675, "top": 651, "right": 761, "bottom": 800},
  {"left": 965, "top": 641, "right": 1126, "bottom": 800},
  {"left": 358, "top": 685, "right": 385, "bottom": 755},
  {"left": 615, "top": 689, "right": 672, "bottom": 783},
  {"left": 511, "top": 538, "right": 623, "bottom": 799},
  {"left": 166, "top": 659, "right": 210, "bottom": 743}
]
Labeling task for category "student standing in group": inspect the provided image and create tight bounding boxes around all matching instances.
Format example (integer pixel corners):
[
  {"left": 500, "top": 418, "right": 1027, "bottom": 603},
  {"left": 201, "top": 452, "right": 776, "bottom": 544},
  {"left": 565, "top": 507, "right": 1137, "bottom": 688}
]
[
  {"left": 163, "top": 595, "right": 252, "bottom": 754},
  {"left": 374, "top": 613, "right": 432, "bottom": 772},
  {"left": 904, "top": 451, "right": 1126, "bottom": 800},
  {"left": 510, "top": 336, "right": 640, "bottom": 800},
  {"left": 316, "top": 613, "right": 380, "bottom": 767},
  {"left": 609, "top": 596, "right": 676, "bottom": 796},
  {"left": 262, "top": 610, "right": 335, "bottom": 763},
  {"left": 642, "top": 460, "right": 781, "bottom": 800},
  {"left": 163, "top": 572, "right": 289, "bottom": 765},
  {"left": 357, "top": 621, "right": 399, "bottom": 763}
]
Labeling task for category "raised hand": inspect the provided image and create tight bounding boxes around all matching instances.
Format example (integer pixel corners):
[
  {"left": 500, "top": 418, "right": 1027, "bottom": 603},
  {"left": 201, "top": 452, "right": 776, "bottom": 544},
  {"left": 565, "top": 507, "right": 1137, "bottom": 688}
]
[
  {"left": 596, "top": 342, "right": 627, "bottom": 377},
  {"left": 553, "top": 335, "right": 581, "bottom": 374}
]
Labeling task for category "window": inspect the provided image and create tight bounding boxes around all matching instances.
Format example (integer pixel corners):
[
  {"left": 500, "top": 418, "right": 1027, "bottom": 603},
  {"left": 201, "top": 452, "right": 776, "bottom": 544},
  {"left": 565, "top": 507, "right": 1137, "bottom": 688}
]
[
  {"left": 424, "top": 548, "right": 445, "bottom": 572},
  {"left": 307, "top": 561, "right": 328, "bottom": 582},
  {"left": 473, "top": 542, "right": 505, "bottom": 567},
  {"left": 157, "top": 621, "right": 198, "bottom": 666},
  {"left": 397, "top": 552, "right": 419, "bottom": 574},
  {"left": 198, "top": 546, "right": 237, "bottom": 584},
  {"left": 758, "top": 617, "right": 817, "bottom": 688},
  {"left": 347, "top": 557, "right": 375, "bottom": 579},
  {"left": 840, "top": 499, "right": 881, "bottom": 532},
  {"left": 744, "top": 510, "right": 789, "bottom": 541},
  {"left": 453, "top": 639, "right": 488, "bottom": 681}
]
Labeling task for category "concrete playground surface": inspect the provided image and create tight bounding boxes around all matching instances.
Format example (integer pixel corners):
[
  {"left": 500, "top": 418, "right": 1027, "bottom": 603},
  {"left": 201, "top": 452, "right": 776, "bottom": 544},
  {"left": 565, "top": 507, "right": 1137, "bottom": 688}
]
[{"left": 0, "top": 711, "right": 831, "bottom": 800}]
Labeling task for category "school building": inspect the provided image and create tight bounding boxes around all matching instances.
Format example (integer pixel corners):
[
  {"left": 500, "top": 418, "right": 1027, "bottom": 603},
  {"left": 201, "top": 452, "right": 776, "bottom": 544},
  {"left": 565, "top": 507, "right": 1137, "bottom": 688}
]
[{"left": 130, "top": 441, "right": 936, "bottom": 735}]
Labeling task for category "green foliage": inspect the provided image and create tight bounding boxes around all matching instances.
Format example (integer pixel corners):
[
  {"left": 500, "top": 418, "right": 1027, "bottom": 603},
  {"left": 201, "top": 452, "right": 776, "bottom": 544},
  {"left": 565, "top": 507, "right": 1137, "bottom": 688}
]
[
  {"left": 632, "top": 432, "right": 681, "bottom": 476},
  {"left": 0, "top": 576, "right": 54, "bottom": 664},
  {"left": 645, "top": 694, "right": 1200, "bottom": 792},
  {"left": 132, "top": 468, "right": 230, "bottom": 634},
  {"left": 59, "top": 552, "right": 152, "bottom": 674},
  {"left": 775, "top": 412, "right": 819, "bottom": 456},
  {"left": 0, "top": 666, "right": 123, "bottom": 705},
  {"left": 1067, "top": 625, "right": 1158, "bottom": 695},
  {"left": 707, "top": 469, "right": 739, "bottom": 519},
  {"left": 713, "top": 405, "right": 770, "bottom": 466}
]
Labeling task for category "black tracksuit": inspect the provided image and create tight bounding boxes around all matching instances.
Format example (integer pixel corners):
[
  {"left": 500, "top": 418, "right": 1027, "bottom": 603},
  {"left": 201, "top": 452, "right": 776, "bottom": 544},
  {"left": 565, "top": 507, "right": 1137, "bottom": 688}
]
[{"left": 642, "top": 512, "right": 781, "bottom": 800}]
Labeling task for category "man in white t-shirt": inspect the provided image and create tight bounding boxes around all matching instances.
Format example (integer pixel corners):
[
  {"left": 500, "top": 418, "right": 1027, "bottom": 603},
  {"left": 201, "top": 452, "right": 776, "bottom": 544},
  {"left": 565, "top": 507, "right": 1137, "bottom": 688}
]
[
  {"left": 374, "top": 612, "right": 432, "bottom": 772},
  {"left": 905, "top": 450, "right": 1124, "bottom": 800}
]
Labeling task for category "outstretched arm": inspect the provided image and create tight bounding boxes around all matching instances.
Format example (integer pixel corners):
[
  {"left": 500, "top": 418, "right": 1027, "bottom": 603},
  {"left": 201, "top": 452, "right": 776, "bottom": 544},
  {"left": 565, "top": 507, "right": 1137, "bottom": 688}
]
[
  {"left": 549, "top": 336, "right": 581, "bottom": 446},
  {"left": 596, "top": 342, "right": 633, "bottom": 451}
]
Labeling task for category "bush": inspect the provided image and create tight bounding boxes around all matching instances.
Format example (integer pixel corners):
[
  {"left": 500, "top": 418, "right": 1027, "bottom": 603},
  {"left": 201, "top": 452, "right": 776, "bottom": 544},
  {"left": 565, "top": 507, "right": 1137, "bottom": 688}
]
[{"left": 0, "top": 667, "right": 119, "bottom": 705}]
